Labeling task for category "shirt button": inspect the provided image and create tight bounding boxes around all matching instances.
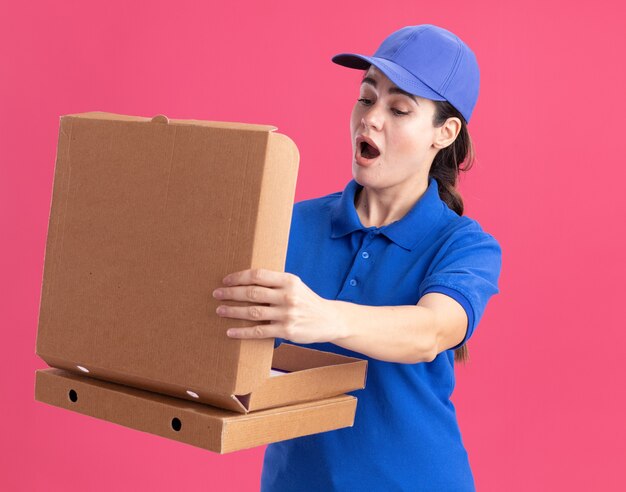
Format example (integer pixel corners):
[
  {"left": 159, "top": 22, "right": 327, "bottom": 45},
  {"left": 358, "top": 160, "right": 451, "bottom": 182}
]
[
  {"left": 361, "top": 251, "right": 370, "bottom": 259},
  {"left": 349, "top": 279, "right": 357, "bottom": 287}
]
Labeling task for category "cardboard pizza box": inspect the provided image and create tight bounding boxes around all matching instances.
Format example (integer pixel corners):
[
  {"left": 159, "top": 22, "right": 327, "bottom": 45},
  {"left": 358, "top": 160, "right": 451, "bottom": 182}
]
[
  {"left": 35, "top": 368, "right": 358, "bottom": 454},
  {"left": 34, "top": 112, "right": 367, "bottom": 452}
]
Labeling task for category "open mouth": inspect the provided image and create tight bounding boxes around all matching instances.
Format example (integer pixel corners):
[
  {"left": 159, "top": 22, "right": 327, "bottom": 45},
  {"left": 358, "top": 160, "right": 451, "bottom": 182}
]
[{"left": 360, "top": 141, "right": 380, "bottom": 159}]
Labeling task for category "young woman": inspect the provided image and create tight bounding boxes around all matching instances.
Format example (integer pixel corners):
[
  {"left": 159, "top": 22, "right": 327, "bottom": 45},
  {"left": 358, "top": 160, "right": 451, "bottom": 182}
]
[{"left": 212, "top": 24, "right": 502, "bottom": 491}]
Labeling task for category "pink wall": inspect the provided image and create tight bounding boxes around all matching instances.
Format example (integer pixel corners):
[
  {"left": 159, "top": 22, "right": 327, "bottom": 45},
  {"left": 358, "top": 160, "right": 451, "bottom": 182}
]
[{"left": 2, "top": 1, "right": 625, "bottom": 490}]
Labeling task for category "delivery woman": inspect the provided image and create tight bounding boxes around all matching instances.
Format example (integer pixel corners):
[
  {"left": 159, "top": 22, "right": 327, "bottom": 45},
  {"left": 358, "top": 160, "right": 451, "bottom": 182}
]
[{"left": 211, "top": 24, "right": 502, "bottom": 491}]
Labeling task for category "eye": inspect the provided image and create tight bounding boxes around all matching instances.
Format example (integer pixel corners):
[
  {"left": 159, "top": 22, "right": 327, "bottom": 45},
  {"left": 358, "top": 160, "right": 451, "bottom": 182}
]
[
  {"left": 357, "top": 98, "right": 373, "bottom": 106},
  {"left": 391, "top": 108, "right": 409, "bottom": 116}
]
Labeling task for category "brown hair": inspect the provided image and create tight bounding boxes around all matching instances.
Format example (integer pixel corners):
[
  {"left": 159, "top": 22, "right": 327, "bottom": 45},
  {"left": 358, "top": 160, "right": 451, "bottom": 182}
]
[{"left": 429, "top": 100, "right": 476, "bottom": 363}]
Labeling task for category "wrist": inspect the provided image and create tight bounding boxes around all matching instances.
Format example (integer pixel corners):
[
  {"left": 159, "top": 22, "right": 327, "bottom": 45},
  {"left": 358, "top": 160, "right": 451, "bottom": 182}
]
[{"left": 327, "top": 299, "right": 352, "bottom": 343}]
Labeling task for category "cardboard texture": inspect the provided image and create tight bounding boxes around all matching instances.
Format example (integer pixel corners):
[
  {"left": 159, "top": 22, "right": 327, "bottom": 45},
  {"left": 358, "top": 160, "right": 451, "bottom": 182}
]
[{"left": 35, "top": 112, "right": 368, "bottom": 453}]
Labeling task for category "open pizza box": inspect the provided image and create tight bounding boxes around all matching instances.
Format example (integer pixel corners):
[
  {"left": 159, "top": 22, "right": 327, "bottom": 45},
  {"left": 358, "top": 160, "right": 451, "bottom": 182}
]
[{"left": 34, "top": 112, "right": 368, "bottom": 453}]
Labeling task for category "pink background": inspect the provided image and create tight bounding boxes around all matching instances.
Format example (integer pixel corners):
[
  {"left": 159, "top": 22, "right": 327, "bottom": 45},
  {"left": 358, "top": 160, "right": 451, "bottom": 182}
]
[{"left": 2, "top": 0, "right": 625, "bottom": 490}]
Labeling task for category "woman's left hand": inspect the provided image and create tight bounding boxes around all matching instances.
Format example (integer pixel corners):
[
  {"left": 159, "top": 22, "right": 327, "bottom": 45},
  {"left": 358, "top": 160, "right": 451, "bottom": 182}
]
[{"left": 213, "top": 268, "right": 344, "bottom": 344}]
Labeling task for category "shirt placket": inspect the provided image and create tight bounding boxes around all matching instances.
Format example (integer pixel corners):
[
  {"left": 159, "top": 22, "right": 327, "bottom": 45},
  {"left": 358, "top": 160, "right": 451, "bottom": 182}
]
[{"left": 336, "top": 229, "right": 382, "bottom": 301}]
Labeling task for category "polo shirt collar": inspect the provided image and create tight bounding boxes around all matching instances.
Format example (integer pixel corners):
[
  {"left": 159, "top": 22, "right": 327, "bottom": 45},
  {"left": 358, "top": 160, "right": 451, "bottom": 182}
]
[{"left": 330, "top": 176, "right": 445, "bottom": 251}]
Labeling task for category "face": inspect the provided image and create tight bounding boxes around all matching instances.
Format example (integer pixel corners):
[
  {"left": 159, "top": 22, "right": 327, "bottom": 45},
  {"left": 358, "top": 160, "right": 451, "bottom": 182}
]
[{"left": 350, "top": 66, "right": 441, "bottom": 192}]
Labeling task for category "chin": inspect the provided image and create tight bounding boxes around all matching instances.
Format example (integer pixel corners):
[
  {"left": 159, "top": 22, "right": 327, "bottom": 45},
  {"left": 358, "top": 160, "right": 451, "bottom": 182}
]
[{"left": 352, "top": 164, "right": 383, "bottom": 189}]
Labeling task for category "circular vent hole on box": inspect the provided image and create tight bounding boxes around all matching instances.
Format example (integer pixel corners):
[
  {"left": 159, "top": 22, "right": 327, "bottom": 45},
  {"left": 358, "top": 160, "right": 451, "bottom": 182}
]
[
  {"left": 68, "top": 389, "right": 78, "bottom": 403},
  {"left": 171, "top": 418, "right": 182, "bottom": 432}
]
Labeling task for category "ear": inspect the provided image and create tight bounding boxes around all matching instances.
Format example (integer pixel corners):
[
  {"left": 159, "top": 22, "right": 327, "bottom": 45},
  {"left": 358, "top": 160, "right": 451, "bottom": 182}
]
[{"left": 433, "top": 117, "right": 462, "bottom": 149}]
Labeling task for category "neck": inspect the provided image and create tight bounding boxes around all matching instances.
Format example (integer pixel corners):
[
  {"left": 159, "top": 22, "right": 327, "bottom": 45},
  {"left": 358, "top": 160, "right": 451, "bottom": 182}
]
[{"left": 354, "top": 178, "right": 430, "bottom": 228}]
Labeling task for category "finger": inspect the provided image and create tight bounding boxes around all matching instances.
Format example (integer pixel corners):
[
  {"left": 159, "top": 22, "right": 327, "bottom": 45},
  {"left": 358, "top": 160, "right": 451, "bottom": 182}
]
[
  {"left": 222, "top": 268, "right": 296, "bottom": 288},
  {"left": 213, "top": 285, "right": 284, "bottom": 304},
  {"left": 227, "top": 324, "right": 283, "bottom": 339},
  {"left": 216, "top": 304, "right": 283, "bottom": 322}
]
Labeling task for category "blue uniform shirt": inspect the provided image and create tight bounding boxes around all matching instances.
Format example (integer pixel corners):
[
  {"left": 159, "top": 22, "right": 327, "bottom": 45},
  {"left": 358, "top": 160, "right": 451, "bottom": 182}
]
[{"left": 261, "top": 177, "right": 502, "bottom": 492}]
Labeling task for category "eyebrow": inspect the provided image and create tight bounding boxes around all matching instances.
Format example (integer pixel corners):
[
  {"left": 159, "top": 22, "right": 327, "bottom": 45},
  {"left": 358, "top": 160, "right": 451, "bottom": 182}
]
[{"left": 361, "top": 76, "right": 419, "bottom": 105}]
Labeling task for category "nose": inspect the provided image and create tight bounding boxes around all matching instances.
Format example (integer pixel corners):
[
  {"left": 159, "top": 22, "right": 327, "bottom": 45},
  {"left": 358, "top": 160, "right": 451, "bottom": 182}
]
[{"left": 361, "top": 103, "right": 383, "bottom": 131}]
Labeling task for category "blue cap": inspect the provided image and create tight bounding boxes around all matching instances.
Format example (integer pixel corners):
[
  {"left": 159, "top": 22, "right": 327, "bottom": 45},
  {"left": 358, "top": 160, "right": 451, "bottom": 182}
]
[{"left": 332, "top": 24, "right": 480, "bottom": 124}]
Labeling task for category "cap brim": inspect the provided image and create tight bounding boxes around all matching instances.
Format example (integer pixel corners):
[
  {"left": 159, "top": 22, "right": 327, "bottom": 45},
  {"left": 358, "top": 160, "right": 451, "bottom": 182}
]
[{"left": 331, "top": 53, "right": 446, "bottom": 102}]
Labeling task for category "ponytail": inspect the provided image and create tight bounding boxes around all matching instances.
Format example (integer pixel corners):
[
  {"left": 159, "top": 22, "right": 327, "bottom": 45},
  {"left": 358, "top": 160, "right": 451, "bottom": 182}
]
[{"left": 429, "top": 100, "right": 476, "bottom": 363}]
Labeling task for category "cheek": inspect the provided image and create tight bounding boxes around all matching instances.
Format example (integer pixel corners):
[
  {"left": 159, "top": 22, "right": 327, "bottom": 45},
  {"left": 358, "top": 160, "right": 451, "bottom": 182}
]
[
  {"left": 388, "top": 131, "right": 421, "bottom": 158},
  {"left": 384, "top": 137, "right": 430, "bottom": 173},
  {"left": 350, "top": 104, "right": 361, "bottom": 130},
  {"left": 388, "top": 122, "right": 433, "bottom": 158}
]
